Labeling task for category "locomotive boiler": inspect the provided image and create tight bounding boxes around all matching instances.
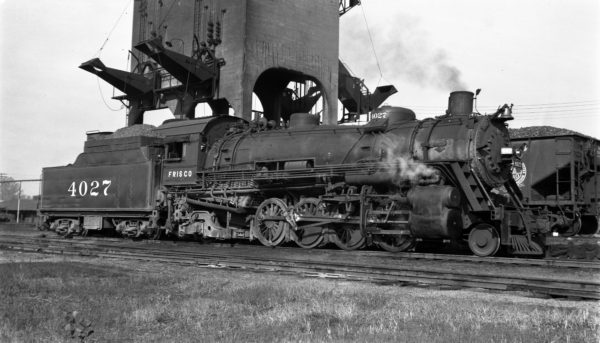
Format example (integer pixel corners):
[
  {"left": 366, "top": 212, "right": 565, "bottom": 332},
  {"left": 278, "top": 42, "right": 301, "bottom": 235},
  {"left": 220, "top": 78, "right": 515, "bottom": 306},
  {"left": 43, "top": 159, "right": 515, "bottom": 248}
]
[{"left": 40, "top": 91, "right": 548, "bottom": 257}]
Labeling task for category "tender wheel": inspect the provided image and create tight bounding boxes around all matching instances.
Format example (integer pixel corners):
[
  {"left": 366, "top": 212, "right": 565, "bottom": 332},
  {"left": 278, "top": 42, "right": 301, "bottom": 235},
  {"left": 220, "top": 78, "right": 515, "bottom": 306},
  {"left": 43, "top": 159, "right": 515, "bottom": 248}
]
[
  {"left": 38, "top": 221, "right": 50, "bottom": 231},
  {"left": 468, "top": 223, "right": 501, "bottom": 257},
  {"left": 55, "top": 226, "right": 69, "bottom": 237},
  {"left": 331, "top": 225, "right": 365, "bottom": 251},
  {"left": 55, "top": 219, "right": 76, "bottom": 237},
  {"left": 252, "top": 198, "right": 290, "bottom": 247},
  {"left": 293, "top": 198, "right": 326, "bottom": 249},
  {"left": 374, "top": 234, "right": 414, "bottom": 253}
]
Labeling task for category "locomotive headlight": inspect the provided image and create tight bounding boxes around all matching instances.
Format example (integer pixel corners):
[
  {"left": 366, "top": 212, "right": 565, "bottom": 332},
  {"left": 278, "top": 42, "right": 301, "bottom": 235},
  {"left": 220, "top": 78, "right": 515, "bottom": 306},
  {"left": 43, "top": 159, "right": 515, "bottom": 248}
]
[{"left": 501, "top": 147, "right": 514, "bottom": 156}]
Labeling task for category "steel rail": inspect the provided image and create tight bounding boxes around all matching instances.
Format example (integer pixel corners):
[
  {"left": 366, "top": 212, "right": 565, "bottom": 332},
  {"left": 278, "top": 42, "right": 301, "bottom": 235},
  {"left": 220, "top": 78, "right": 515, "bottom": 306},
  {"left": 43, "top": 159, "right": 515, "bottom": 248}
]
[
  {"left": 1, "top": 232, "right": 598, "bottom": 269},
  {"left": 1, "top": 236, "right": 599, "bottom": 300}
]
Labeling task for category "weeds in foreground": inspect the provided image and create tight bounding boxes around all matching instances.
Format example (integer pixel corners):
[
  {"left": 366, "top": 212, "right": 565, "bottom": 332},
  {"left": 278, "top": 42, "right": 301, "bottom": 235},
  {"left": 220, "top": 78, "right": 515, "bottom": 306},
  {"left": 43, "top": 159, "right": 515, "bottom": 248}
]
[{"left": 0, "top": 256, "right": 598, "bottom": 343}]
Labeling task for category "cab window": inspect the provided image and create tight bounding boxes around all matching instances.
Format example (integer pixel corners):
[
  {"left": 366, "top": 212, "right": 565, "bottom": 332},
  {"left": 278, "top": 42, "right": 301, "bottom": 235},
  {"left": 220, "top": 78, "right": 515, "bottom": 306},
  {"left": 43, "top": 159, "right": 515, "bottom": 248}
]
[{"left": 166, "top": 142, "right": 185, "bottom": 159}]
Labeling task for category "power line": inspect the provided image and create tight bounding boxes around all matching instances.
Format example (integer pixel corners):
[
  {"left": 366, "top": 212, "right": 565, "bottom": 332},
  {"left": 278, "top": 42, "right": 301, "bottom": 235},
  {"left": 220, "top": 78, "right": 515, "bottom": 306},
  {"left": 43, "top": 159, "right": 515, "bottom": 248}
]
[
  {"left": 513, "top": 108, "right": 600, "bottom": 114},
  {"left": 516, "top": 114, "right": 598, "bottom": 120},
  {"left": 95, "top": 0, "right": 133, "bottom": 58},
  {"left": 406, "top": 100, "right": 599, "bottom": 110},
  {"left": 515, "top": 100, "right": 599, "bottom": 107},
  {"left": 360, "top": 3, "right": 384, "bottom": 85},
  {"left": 515, "top": 102, "right": 600, "bottom": 109},
  {"left": 412, "top": 112, "right": 598, "bottom": 119}
]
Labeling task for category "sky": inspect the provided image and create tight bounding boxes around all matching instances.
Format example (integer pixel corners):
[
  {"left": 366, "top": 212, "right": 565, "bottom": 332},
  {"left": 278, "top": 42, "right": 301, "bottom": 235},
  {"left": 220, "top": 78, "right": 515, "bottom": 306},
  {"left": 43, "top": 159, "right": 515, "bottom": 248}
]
[{"left": 1, "top": 0, "right": 599, "bottom": 196}]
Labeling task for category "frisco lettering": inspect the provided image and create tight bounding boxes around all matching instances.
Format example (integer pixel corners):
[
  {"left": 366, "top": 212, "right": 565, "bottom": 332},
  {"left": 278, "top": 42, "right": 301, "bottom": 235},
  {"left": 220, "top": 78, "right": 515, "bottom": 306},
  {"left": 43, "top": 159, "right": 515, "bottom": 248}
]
[{"left": 167, "top": 170, "right": 193, "bottom": 178}]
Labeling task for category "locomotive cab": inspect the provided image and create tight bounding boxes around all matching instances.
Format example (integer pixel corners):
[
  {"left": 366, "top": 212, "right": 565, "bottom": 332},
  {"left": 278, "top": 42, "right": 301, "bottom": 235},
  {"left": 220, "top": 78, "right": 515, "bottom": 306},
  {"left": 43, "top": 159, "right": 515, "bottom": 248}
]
[{"left": 153, "top": 116, "right": 246, "bottom": 186}]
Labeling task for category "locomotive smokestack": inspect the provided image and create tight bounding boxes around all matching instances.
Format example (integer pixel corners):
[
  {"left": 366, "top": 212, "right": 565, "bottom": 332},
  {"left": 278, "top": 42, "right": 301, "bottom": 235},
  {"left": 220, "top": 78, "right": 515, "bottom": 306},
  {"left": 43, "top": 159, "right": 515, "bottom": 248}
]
[{"left": 447, "top": 91, "right": 474, "bottom": 116}]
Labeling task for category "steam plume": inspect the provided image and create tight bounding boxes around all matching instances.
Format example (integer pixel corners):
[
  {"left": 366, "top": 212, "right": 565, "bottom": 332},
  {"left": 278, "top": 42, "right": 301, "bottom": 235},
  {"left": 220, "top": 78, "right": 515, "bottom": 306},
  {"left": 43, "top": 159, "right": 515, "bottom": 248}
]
[
  {"left": 379, "top": 136, "right": 438, "bottom": 184},
  {"left": 340, "top": 13, "right": 468, "bottom": 92}
]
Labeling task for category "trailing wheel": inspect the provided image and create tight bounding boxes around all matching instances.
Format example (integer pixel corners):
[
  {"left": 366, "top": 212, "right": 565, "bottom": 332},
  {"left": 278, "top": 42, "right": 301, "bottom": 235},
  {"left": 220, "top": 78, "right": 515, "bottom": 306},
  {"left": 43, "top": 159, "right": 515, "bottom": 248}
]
[
  {"left": 252, "top": 198, "right": 290, "bottom": 247},
  {"left": 374, "top": 234, "right": 414, "bottom": 253},
  {"left": 331, "top": 225, "right": 365, "bottom": 251},
  {"left": 468, "top": 223, "right": 501, "bottom": 257},
  {"left": 293, "top": 198, "right": 326, "bottom": 249}
]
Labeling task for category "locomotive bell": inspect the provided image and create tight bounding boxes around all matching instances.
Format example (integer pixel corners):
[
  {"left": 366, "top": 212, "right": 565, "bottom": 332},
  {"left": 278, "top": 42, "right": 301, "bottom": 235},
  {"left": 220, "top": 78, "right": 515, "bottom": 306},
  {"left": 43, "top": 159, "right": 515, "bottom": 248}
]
[
  {"left": 447, "top": 91, "right": 474, "bottom": 116},
  {"left": 500, "top": 103, "right": 514, "bottom": 120},
  {"left": 491, "top": 103, "right": 514, "bottom": 122}
]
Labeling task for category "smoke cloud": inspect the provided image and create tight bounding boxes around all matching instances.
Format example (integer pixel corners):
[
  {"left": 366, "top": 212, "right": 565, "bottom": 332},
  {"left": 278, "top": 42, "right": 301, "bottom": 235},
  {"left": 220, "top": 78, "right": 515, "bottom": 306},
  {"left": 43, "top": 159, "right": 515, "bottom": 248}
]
[{"left": 340, "top": 12, "right": 468, "bottom": 92}]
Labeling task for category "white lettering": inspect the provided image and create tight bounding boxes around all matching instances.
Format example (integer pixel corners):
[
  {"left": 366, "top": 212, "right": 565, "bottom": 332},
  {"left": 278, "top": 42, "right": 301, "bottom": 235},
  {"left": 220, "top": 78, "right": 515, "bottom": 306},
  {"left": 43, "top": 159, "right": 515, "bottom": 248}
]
[
  {"left": 67, "top": 179, "right": 112, "bottom": 197},
  {"left": 90, "top": 180, "right": 100, "bottom": 196},
  {"left": 167, "top": 169, "right": 194, "bottom": 178},
  {"left": 78, "top": 181, "right": 88, "bottom": 196},
  {"left": 102, "top": 180, "right": 111, "bottom": 196},
  {"left": 68, "top": 182, "right": 76, "bottom": 197}
]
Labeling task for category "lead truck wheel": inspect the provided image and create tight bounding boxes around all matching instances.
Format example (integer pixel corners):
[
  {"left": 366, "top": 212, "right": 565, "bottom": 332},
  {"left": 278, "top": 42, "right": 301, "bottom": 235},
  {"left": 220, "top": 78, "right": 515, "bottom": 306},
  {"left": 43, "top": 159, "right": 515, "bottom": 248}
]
[{"left": 468, "top": 223, "right": 501, "bottom": 257}]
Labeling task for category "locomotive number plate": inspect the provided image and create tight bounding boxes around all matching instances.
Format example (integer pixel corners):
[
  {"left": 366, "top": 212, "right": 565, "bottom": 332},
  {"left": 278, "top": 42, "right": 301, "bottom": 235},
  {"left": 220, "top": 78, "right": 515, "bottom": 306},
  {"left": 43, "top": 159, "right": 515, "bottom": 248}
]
[{"left": 67, "top": 180, "right": 112, "bottom": 197}]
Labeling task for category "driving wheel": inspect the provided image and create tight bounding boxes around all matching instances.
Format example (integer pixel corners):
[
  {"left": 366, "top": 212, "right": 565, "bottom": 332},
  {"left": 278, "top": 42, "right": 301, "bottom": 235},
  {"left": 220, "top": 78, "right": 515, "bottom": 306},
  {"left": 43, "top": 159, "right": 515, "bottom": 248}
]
[
  {"left": 293, "top": 198, "right": 326, "bottom": 249},
  {"left": 252, "top": 198, "right": 290, "bottom": 247}
]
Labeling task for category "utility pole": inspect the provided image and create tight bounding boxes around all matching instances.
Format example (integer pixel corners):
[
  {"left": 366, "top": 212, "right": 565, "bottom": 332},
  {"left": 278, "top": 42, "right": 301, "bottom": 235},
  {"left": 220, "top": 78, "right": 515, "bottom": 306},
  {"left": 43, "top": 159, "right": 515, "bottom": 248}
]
[
  {"left": 0, "top": 173, "right": 5, "bottom": 200},
  {"left": 16, "top": 182, "right": 21, "bottom": 224},
  {"left": 0, "top": 177, "right": 41, "bottom": 224}
]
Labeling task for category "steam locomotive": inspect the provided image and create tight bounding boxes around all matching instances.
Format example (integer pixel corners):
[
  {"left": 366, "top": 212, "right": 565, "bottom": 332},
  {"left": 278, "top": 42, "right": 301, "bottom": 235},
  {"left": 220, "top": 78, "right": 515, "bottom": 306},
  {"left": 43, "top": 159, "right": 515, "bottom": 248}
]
[{"left": 39, "top": 91, "right": 550, "bottom": 257}]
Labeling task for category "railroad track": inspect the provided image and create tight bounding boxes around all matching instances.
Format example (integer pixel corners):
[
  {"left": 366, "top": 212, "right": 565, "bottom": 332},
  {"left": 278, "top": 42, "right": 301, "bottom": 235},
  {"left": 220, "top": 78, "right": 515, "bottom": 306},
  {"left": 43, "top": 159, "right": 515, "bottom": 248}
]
[
  {"left": 1, "top": 230, "right": 598, "bottom": 269},
  {"left": 1, "top": 234, "right": 599, "bottom": 300}
]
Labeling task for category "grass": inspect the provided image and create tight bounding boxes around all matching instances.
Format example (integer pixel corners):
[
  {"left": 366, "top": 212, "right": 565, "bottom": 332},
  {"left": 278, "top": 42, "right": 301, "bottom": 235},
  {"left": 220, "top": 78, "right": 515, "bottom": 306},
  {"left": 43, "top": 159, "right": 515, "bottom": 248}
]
[{"left": 0, "top": 252, "right": 599, "bottom": 343}]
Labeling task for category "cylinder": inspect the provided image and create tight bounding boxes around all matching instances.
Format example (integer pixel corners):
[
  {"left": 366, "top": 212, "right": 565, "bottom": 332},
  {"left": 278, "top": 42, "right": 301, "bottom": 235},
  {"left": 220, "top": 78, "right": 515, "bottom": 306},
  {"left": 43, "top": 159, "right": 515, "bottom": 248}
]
[
  {"left": 407, "top": 186, "right": 461, "bottom": 209},
  {"left": 407, "top": 186, "right": 463, "bottom": 239},
  {"left": 447, "top": 91, "right": 474, "bottom": 116},
  {"left": 409, "top": 207, "right": 463, "bottom": 239}
]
